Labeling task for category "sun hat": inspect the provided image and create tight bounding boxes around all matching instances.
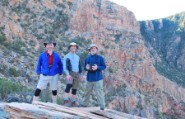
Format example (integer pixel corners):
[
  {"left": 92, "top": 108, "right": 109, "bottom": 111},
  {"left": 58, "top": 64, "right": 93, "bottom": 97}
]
[
  {"left": 68, "top": 42, "right": 79, "bottom": 49},
  {"left": 43, "top": 39, "right": 56, "bottom": 47}
]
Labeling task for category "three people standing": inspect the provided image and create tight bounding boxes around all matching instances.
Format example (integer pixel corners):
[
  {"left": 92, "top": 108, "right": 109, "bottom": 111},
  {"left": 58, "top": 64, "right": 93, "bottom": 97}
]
[{"left": 32, "top": 40, "right": 106, "bottom": 110}]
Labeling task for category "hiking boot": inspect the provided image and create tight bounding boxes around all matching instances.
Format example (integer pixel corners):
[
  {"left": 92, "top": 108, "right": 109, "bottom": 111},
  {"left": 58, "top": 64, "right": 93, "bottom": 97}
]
[
  {"left": 71, "top": 101, "right": 78, "bottom": 107},
  {"left": 100, "top": 107, "right": 105, "bottom": 110},
  {"left": 63, "top": 100, "right": 70, "bottom": 107},
  {"left": 78, "top": 104, "right": 87, "bottom": 107}
]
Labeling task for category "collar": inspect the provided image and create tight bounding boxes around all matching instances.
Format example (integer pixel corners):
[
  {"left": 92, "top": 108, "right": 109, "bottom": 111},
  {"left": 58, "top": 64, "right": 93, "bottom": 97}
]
[
  {"left": 69, "top": 51, "right": 76, "bottom": 54},
  {"left": 46, "top": 50, "right": 54, "bottom": 56},
  {"left": 90, "top": 53, "right": 97, "bottom": 56}
]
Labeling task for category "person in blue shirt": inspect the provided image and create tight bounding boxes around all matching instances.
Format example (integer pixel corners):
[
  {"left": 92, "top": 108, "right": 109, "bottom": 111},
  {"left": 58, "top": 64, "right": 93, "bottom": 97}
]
[
  {"left": 32, "top": 40, "right": 63, "bottom": 104},
  {"left": 83, "top": 44, "right": 106, "bottom": 110},
  {"left": 63, "top": 42, "right": 83, "bottom": 107}
]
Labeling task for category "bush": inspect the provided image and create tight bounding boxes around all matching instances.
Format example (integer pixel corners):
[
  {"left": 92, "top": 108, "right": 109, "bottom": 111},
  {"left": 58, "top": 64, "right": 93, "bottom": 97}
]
[
  {"left": 0, "top": 78, "right": 28, "bottom": 100},
  {"left": 79, "top": 51, "right": 89, "bottom": 69},
  {"left": 9, "top": 67, "right": 20, "bottom": 77},
  {"left": 5, "top": 40, "right": 26, "bottom": 55},
  {"left": 99, "top": 50, "right": 105, "bottom": 55},
  {"left": 0, "top": 64, "right": 8, "bottom": 76},
  {"left": 29, "top": 40, "right": 36, "bottom": 47},
  {"left": 57, "top": 97, "right": 63, "bottom": 105},
  {"left": 40, "top": 87, "right": 51, "bottom": 102},
  {"left": 2, "top": 0, "right": 9, "bottom": 6},
  {"left": 154, "top": 62, "right": 185, "bottom": 87},
  {"left": 71, "top": 36, "right": 91, "bottom": 47},
  {"left": 114, "top": 34, "right": 122, "bottom": 43},
  {"left": 0, "top": 34, "right": 6, "bottom": 44},
  {"left": 67, "top": 1, "right": 72, "bottom": 6},
  {"left": 108, "top": 67, "right": 113, "bottom": 73}
]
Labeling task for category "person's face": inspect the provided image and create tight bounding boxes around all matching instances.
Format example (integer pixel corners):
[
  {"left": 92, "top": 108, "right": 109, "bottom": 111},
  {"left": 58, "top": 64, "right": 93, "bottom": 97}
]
[
  {"left": 46, "top": 43, "right": 54, "bottom": 51},
  {"left": 90, "top": 46, "right": 98, "bottom": 55},
  {"left": 70, "top": 45, "right": 77, "bottom": 52}
]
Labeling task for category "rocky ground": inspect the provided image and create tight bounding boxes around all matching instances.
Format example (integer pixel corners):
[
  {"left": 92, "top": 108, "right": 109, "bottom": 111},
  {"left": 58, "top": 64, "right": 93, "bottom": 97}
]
[{"left": 0, "top": 101, "right": 146, "bottom": 119}]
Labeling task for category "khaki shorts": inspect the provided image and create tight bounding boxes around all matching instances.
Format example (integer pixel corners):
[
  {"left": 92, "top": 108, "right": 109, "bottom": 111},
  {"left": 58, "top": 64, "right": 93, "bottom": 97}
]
[
  {"left": 37, "top": 74, "right": 59, "bottom": 90},
  {"left": 66, "top": 71, "right": 80, "bottom": 89}
]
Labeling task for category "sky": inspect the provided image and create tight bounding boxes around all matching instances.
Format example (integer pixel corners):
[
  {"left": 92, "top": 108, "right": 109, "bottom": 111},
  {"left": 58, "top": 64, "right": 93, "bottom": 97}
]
[{"left": 109, "top": 0, "right": 185, "bottom": 21}]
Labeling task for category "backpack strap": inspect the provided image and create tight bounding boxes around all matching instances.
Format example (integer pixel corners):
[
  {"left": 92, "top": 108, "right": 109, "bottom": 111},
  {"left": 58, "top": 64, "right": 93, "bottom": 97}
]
[{"left": 88, "top": 55, "right": 99, "bottom": 64}]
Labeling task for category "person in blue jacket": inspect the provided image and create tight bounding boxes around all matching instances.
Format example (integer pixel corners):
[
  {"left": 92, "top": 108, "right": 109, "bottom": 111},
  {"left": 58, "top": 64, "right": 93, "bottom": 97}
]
[
  {"left": 83, "top": 44, "right": 106, "bottom": 110},
  {"left": 32, "top": 40, "right": 63, "bottom": 104}
]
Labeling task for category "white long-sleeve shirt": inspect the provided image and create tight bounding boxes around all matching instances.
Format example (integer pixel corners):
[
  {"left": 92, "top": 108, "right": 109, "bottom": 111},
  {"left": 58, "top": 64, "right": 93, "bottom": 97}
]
[{"left": 63, "top": 52, "right": 81, "bottom": 75}]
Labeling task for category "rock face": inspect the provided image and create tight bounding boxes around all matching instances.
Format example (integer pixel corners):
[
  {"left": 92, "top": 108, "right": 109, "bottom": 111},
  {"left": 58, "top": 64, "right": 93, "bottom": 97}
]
[
  {"left": 69, "top": 0, "right": 139, "bottom": 37},
  {"left": 0, "top": 0, "right": 185, "bottom": 119},
  {"left": 67, "top": 0, "right": 185, "bottom": 118},
  {"left": 140, "top": 12, "right": 185, "bottom": 87},
  {"left": 0, "top": 102, "right": 146, "bottom": 119}
]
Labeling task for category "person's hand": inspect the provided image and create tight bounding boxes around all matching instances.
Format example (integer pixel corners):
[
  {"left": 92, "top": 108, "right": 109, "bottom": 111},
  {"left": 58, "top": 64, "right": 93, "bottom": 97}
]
[
  {"left": 66, "top": 75, "right": 72, "bottom": 80},
  {"left": 79, "top": 75, "right": 85, "bottom": 81},
  {"left": 86, "top": 64, "right": 90, "bottom": 70},
  {"left": 92, "top": 64, "right": 98, "bottom": 70}
]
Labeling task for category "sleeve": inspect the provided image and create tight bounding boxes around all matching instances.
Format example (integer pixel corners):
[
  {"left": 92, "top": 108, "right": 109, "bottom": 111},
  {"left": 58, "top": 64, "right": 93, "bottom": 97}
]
[
  {"left": 97, "top": 56, "right": 106, "bottom": 71},
  {"left": 79, "top": 60, "right": 82, "bottom": 74},
  {"left": 58, "top": 56, "right": 63, "bottom": 75},
  {"left": 63, "top": 56, "right": 70, "bottom": 75},
  {"left": 36, "top": 54, "right": 42, "bottom": 75}
]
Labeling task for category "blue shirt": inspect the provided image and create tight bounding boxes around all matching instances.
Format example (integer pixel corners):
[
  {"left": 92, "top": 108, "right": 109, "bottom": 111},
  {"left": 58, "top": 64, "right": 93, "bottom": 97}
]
[
  {"left": 36, "top": 52, "right": 63, "bottom": 76},
  {"left": 84, "top": 54, "right": 106, "bottom": 82},
  {"left": 63, "top": 52, "right": 82, "bottom": 75}
]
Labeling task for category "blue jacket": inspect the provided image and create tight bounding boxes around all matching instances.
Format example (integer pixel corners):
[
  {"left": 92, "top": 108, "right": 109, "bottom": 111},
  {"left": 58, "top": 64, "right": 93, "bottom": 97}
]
[
  {"left": 36, "top": 52, "right": 63, "bottom": 76},
  {"left": 84, "top": 54, "right": 106, "bottom": 82}
]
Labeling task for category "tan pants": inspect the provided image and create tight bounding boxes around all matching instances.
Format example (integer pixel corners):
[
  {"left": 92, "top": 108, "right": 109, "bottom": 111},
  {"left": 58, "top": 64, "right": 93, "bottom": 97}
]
[
  {"left": 66, "top": 71, "right": 79, "bottom": 89},
  {"left": 83, "top": 80, "right": 105, "bottom": 108}
]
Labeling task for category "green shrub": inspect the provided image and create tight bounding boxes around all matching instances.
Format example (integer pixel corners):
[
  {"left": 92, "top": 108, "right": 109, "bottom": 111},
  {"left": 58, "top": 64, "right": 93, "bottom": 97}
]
[
  {"left": 57, "top": 97, "right": 63, "bottom": 105},
  {"left": 0, "top": 34, "right": 6, "bottom": 44},
  {"left": 11, "top": 40, "right": 25, "bottom": 51},
  {"left": 35, "top": 34, "right": 43, "bottom": 39},
  {"left": 79, "top": 51, "right": 89, "bottom": 68},
  {"left": 57, "top": 3, "right": 66, "bottom": 9},
  {"left": 29, "top": 40, "right": 36, "bottom": 47},
  {"left": 39, "top": 88, "right": 63, "bottom": 104},
  {"left": 5, "top": 40, "right": 26, "bottom": 55},
  {"left": 0, "top": 78, "right": 28, "bottom": 100},
  {"left": 2, "top": 0, "right": 9, "bottom": 6},
  {"left": 0, "top": 64, "right": 8, "bottom": 75},
  {"left": 71, "top": 36, "right": 91, "bottom": 46},
  {"left": 67, "top": 1, "right": 72, "bottom": 6},
  {"left": 114, "top": 34, "right": 122, "bottom": 43},
  {"left": 9, "top": 67, "right": 20, "bottom": 77},
  {"left": 136, "top": 103, "right": 143, "bottom": 110},
  {"left": 40, "top": 87, "right": 51, "bottom": 102},
  {"left": 99, "top": 50, "right": 104, "bottom": 55},
  {"left": 154, "top": 62, "right": 185, "bottom": 87},
  {"left": 108, "top": 67, "right": 113, "bottom": 73}
]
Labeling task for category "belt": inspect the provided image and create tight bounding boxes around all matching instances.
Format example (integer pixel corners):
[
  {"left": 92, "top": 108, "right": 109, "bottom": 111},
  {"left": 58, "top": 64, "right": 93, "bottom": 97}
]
[{"left": 42, "top": 74, "right": 48, "bottom": 76}]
